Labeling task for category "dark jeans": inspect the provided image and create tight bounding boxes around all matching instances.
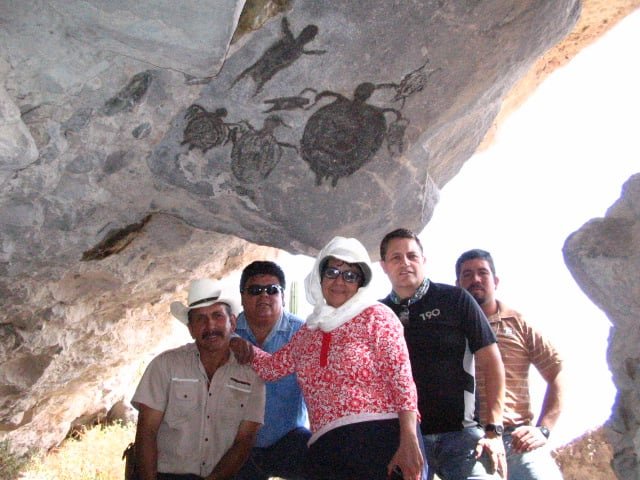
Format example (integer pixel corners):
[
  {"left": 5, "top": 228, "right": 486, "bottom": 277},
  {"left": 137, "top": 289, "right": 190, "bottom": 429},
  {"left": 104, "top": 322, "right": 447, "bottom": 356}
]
[
  {"left": 233, "top": 426, "right": 311, "bottom": 480},
  {"left": 158, "top": 474, "right": 203, "bottom": 480},
  {"left": 304, "top": 419, "right": 427, "bottom": 480}
]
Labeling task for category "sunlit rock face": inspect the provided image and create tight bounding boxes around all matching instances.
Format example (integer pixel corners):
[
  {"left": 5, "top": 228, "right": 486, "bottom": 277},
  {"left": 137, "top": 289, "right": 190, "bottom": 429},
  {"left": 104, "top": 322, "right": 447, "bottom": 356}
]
[
  {"left": 0, "top": 0, "right": 589, "bottom": 453},
  {"left": 564, "top": 173, "right": 640, "bottom": 480}
]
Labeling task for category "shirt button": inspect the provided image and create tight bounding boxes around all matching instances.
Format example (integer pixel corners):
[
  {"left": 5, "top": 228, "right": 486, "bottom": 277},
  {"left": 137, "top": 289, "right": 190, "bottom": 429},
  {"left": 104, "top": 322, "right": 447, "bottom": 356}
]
[{"left": 205, "top": 438, "right": 208, "bottom": 442}]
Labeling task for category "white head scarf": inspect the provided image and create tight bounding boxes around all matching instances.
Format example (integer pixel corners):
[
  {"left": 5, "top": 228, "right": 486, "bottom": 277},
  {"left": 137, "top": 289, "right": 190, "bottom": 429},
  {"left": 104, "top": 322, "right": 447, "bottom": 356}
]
[{"left": 304, "top": 236, "right": 379, "bottom": 332}]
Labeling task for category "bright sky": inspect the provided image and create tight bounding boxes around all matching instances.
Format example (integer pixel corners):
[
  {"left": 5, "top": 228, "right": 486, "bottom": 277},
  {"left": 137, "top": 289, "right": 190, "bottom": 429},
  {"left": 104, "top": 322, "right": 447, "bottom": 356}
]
[{"left": 283, "top": 9, "right": 640, "bottom": 447}]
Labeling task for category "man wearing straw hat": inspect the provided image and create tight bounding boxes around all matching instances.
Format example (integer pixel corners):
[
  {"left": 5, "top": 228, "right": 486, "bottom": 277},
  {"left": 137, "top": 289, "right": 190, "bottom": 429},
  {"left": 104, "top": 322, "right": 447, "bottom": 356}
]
[{"left": 132, "top": 279, "right": 266, "bottom": 480}]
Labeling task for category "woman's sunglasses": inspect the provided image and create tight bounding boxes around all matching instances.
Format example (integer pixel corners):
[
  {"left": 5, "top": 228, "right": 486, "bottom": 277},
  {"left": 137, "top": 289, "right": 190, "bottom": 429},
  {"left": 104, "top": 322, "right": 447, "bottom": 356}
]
[{"left": 322, "top": 267, "right": 361, "bottom": 284}]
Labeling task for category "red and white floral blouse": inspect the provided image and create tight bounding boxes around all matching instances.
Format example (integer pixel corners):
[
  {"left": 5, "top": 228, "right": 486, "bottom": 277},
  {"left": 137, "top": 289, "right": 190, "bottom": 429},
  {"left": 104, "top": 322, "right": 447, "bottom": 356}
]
[{"left": 251, "top": 303, "right": 419, "bottom": 443}]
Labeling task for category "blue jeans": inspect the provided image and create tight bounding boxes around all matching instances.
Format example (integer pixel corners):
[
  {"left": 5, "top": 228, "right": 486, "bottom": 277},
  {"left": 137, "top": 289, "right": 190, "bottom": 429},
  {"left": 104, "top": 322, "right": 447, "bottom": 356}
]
[
  {"left": 233, "top": 427, "right": 311, "bottom": 480},
  {"left": 423, "top": 426, "right": 501, "bottom": 480},
  {"left": 503, "top": 432, "right": 563, "bottom": 480}
]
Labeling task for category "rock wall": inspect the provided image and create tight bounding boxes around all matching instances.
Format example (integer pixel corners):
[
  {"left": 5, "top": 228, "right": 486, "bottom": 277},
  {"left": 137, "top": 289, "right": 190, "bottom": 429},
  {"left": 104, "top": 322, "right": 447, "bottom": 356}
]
[
  {"left": 564, "top": 173, "right": 640, "bottom": 480},
  {"left": 0, "top": 212, "right": 279, "bottom": 453}
]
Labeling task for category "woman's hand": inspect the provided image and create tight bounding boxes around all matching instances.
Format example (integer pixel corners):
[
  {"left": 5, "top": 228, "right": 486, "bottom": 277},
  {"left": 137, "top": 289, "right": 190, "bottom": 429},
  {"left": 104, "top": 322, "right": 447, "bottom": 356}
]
[
  {"left": 229, "top": 337, "right": 254, "bottom": 364},
  {"left": 388, "top": 436, "right": 424, "bottom": 480},
  {"left": 388, "top": 411, "right": 424, "bottom": 480}
]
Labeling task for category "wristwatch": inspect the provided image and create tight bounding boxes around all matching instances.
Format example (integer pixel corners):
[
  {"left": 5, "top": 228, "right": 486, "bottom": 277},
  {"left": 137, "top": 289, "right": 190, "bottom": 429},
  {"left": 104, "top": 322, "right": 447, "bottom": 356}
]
[
  {"left": 539, "top": 426, "right": 551, "bottom": 439},
  {"left": 484, "top": 423, "right": 504, "bottom": 436}
]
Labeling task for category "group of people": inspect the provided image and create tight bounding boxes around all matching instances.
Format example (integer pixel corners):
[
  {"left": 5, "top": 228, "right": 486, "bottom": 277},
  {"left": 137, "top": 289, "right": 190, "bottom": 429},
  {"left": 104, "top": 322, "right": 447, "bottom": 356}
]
[{"left": 131, "top": 228, "right": 565, "bottom": 480}]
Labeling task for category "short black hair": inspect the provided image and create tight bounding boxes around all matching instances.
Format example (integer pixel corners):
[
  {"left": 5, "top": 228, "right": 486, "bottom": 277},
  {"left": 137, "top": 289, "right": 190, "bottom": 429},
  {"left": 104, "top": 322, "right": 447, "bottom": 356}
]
[
  {"left": 379, "top": 228, "right": 424, "bottom": 261},
  {"left": 239, "top": 261, "right": 286, "bottom": 292},
  {"left": 455, "top": 249, "right": 496, "bottom": 280}
]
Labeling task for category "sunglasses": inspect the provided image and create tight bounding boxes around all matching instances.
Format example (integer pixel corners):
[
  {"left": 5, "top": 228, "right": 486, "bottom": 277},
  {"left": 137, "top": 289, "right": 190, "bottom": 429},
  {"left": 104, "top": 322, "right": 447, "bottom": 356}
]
[
  {"left": 243, "top": 284, "right": 283, "bottom": 296},
  {"left": 323, "top": 267, "right": 361, "bottom": 284}
]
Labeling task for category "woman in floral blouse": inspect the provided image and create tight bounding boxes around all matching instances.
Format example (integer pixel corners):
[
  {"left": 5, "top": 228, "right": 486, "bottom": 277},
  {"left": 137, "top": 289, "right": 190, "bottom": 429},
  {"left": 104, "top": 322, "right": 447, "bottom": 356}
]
[{"left": 231, "top": 236, "right": 426, "bottom": 480}]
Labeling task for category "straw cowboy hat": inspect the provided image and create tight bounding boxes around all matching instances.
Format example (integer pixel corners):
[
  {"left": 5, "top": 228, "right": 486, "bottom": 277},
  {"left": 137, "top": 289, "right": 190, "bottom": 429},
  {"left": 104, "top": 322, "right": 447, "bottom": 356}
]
[{"left": 170, "top": 278, "right": 240, "bottom": 324}]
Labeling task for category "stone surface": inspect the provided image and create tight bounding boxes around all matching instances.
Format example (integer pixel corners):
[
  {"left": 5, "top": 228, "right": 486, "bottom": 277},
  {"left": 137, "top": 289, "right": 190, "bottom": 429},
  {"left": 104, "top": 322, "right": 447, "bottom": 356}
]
[
  {"left": 0, "top": 0, "right": 637, "bottom": 463},
  {"left": 0, "top": 212, "right": 278, "bottom": 453},
  {"left": 564, "top": 173, "right": 640, "bottom": 480},
  {"left": 553, "top": 426, "right": 617, "bottom": 480},
  {"left": 0, "top": 79, "right": 39, "bottom": 173},
  {"left": 1, "top": 0, "right": 581, "bottom": 265}
]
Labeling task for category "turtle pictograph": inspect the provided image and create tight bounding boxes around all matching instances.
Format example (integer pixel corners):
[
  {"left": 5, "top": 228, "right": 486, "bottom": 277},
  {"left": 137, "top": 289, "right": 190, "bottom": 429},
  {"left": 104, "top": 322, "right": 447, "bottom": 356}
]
[
  {"left": 230, "top": 115, "right": 298, "bottom": 183},
  {"left": 181, "top": 104, "right": 238, "bottom": 153},
  {"left": 300, "top": 83, "right": 402, "bottom": 186}
]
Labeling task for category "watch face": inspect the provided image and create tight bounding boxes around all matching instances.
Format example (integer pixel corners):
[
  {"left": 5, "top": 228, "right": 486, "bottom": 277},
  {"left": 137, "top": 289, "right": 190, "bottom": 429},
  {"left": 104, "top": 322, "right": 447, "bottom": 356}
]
[
  {"left": 486, "top": 423, "right": 504, "bottom": 435},
  {"left": 539, "top": 426, "right": 550, "bottom": 438}
]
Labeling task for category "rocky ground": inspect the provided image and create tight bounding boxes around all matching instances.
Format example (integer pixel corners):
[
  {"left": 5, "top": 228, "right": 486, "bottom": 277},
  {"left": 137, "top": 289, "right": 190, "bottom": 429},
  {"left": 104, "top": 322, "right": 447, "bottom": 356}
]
[{"left": 554, "top": 426, "right": 617, "bottom": 480}]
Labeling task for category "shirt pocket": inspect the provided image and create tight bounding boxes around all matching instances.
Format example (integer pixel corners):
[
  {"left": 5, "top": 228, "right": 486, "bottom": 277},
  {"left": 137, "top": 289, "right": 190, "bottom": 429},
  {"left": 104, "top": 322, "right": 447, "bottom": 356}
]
[
  {"left": 217, "top": 380, "right": 255, "bottom": 427},
  {"left": 164, "top": 378, "right": 201, "bottom": 426}
]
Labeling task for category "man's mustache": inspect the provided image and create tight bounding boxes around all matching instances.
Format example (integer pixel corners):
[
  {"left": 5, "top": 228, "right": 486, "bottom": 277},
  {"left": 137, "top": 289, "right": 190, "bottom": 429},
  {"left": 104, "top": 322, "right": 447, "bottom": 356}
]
[{"left": 202, "top": 330, "right": 225, "bottom": 340}]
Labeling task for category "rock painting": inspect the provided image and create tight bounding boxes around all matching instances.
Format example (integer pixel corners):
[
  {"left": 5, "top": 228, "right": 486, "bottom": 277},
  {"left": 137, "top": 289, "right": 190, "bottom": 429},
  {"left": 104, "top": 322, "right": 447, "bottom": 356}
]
[
  {"left": 231, "top": 116, "right": 297, "bottom": 183},
  {"left": 377, "top": 62, "right": 441, "bottom": 108},
  {"left": 181, "top": 104, "right": 238, "bottom": 153},
  {"left": 257, "top": 59, "right": 437, "bottom": 187},
  {"left": 179, "top": 14, "right": 437, "bottom": 189},
  {"left": 385, "top": 117, "right": 409, "bottom": 155},
  {"left": 299, "top": 83, "right": 402, "bottom": 186},
  {"left": 262, "top": 89, "right": 316, "bottom": 113},
  {"left": 231, "top": 17, "right": 325, "bottom": 96},
  {"left": 102, "top": 70, "right": 153, "bottom": 116}
]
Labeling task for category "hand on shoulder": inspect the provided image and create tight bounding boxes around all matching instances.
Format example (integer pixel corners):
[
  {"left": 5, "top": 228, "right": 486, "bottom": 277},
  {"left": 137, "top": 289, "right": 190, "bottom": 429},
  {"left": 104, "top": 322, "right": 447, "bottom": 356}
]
[{"left": 229, "top": 337, "right": 254, "bottom": 364}]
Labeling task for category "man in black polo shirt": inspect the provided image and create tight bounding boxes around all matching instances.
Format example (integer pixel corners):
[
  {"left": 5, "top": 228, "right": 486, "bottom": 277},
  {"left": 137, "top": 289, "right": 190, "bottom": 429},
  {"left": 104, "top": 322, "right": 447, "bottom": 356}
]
[{"left": 379, "top": 228, "right": 507, "bottom": 480}]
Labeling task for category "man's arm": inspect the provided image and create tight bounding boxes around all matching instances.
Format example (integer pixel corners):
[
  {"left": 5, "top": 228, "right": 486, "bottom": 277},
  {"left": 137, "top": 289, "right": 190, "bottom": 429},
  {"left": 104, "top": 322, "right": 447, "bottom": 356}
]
[
  {"left": 134, "top": 403, "right": 164, "bottom": 480},
  {"left": 205, "top": 420, "right": 262, "bottom": 480},
  {"left": 538, "top": 369, "right": 564, "bottom": 429},
  {"left": 476, "top": 343, "right": 505, "bottom": 426},
  {"left": 512, "top": 369, "right": 565, "bottom": 453},
  {"left": 474, "top": 343, "right": 507, "bottom": 478}
]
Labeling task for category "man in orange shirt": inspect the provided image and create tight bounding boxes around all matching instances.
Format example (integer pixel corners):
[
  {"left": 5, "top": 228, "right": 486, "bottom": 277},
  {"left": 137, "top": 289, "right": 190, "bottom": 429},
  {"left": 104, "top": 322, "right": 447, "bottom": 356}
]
[{"left": 456, "top": 249, "right": 564, "bottom": 480}]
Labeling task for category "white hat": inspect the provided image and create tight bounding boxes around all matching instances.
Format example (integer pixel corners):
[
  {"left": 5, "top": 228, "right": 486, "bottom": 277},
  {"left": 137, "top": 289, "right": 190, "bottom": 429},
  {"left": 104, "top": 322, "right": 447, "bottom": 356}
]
[
  {"left": 170, "top": 279, "right": 239, "bottom": 324},
  {"left": 317, "top": 236, "right": 373, "bottom": 287}
]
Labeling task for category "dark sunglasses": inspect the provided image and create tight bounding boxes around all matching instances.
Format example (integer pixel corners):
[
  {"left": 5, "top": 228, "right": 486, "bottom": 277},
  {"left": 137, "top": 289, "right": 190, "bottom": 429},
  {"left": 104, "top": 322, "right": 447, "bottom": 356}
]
[
  {"left": 323, "top": 267, "right": 361, "bottom": 284},
  {"left": 243, "top": 284, "right": 283, "bottom": 296}
]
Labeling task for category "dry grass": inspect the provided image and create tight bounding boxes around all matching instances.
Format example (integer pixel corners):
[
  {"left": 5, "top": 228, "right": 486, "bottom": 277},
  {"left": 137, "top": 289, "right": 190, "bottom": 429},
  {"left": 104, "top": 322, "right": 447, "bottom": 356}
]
[
  {"left": 19, "top": 422, "right": 135, "bottom": 480},
  {"left": 13, "top": 421, "right": 287, "bottom": 480}
]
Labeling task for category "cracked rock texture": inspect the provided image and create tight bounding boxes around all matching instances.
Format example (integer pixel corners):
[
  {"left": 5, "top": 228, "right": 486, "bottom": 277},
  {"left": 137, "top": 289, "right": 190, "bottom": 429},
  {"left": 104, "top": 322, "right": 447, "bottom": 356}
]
[
  {"left": 1, "top": 1, "right": 639, "bottom": 475},
  {"left": 564, "top": 174, "right": 640, "bottom": 480}
]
